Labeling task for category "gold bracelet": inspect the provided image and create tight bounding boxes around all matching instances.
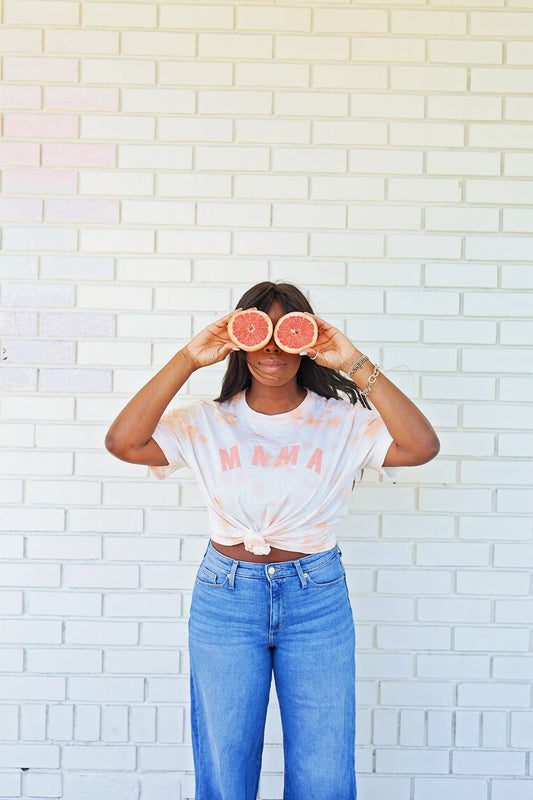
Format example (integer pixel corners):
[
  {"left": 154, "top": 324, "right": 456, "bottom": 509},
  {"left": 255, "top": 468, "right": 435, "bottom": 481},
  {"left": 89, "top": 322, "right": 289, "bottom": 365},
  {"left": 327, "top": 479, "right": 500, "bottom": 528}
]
[
  {"left": 361, "top": 364, "right": 381, "bottom": 396},
  {"left": 347, "top": 355, "right": 368, "bottom": 378}
]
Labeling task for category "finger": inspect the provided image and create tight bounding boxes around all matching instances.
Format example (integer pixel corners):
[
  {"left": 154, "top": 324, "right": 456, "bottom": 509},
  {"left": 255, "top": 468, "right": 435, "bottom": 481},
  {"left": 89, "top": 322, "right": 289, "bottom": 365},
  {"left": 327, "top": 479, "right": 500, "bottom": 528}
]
[
  {"left": 215, "top": 308, "right": 242, "bottom": 327},
  {"left": 312, "top": 315, "right": 331, "bottom": 332}
]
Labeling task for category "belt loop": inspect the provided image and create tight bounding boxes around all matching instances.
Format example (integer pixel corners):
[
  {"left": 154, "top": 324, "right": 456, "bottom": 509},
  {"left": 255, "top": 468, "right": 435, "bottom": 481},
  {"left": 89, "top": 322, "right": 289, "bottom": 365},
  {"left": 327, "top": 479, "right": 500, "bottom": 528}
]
[
  {"left": 227, "top": 559, "right": 238, "bottom": 589},
  {"left": 294, "top": 559, "right": 308, "bottom": 589},
  {"left": 336, "top": 544, "right": 342, "bottom": 556}
]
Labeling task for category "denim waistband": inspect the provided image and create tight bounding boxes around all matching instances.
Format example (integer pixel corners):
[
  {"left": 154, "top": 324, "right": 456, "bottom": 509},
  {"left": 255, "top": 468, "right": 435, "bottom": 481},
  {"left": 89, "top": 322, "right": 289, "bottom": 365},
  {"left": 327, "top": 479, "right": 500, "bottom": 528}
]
[{"left": 202, "top": 539, "right": 342, "bottom": 579}]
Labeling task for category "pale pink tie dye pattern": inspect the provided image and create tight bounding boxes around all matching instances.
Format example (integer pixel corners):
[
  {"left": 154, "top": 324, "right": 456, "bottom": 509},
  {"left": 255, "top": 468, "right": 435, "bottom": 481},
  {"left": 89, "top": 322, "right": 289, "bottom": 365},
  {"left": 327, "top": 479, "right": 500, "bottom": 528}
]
[{"left": 150, "top": 389, "right": 396, "bottom": 555}]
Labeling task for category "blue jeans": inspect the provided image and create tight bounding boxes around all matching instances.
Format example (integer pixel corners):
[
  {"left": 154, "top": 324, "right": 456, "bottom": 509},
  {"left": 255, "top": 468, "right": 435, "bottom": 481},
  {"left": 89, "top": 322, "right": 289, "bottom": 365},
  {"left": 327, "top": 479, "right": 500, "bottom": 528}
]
[{"left": 188, "top": 540, "right": 357, "bottom": 800}]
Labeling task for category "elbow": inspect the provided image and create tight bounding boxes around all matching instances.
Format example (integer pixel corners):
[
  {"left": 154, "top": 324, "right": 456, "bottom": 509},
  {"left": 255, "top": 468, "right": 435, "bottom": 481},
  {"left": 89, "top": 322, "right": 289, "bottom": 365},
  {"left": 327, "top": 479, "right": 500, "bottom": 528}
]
[
  {"left": 421, "top": 433, "right": 440, "bottom": 464},
  {"left": 105, "top": 430, "right": 124, "bottom": 459}
]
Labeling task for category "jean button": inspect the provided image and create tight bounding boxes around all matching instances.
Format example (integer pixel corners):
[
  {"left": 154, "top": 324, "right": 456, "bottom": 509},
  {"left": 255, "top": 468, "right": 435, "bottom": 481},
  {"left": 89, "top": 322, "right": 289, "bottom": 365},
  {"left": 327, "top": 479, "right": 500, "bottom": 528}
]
[{"left": 268, "top": 567, "right": 275, "bottom": 575}]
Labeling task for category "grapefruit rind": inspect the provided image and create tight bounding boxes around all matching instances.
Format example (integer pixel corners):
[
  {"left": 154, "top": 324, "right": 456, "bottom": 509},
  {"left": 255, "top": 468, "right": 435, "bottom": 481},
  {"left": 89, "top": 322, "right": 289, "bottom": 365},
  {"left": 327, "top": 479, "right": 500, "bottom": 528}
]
[
  {"left": 273, "top": 312, "right": 319, "bottom": 354},
  {"left": 227, "top": 309, "right": 274, "bottom": 352}
]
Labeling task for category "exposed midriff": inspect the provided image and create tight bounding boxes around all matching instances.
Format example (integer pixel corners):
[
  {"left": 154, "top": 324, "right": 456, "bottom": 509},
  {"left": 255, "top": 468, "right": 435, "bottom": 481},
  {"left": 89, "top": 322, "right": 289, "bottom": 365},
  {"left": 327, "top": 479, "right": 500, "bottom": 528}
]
[{"left": 210, "top": 539, "right": 309, "bottom": 563}]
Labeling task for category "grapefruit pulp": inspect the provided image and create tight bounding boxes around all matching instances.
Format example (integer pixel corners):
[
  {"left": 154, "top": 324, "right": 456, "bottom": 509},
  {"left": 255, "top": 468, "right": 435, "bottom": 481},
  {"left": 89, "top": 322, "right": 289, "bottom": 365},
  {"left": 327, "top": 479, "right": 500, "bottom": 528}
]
[
  {"left": 273, "top": 312, "right": 318, "bottom": 354},
  {"left": 227, "top": 309, "right": 274, "bottom": 352}
]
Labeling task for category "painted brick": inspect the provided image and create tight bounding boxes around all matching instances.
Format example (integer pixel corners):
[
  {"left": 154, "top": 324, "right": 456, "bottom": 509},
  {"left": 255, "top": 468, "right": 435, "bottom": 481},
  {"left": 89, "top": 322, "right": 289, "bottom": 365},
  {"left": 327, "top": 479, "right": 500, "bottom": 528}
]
[
  {"left": 392, "top": 65, "right": 467, "bottom": 92},
  {"left": 4, "top": 56, "right": 78, "bottom": 83},
  {"left": 3, "top": 1, "right": 79, "bottom": 25},
  {"left": 464, "top": 292, "right": 531, "bottom": 317},
  {"left": 1, "top": 396, "right": 74, "bottom": 422},
  {"left": 40, "top": 312, "right": 114, "bottom": 338},
  {"left": 3, "top": 226, "right": 78, "bottom": 253},
  {"left": 198, "top": 202, "right": 270, "bottom": 228},
  {"left": 122, "top": 31, "right": 195, "bottom": 57},
  {"left": 235, "top": 62, "right": 309, "bottom": 89},
  {"left": 493, "top": 781, "right": 533, "bottom": 800},
  {"left": 275, "top": 91, "right": 348, "bottom": 117},
  {"left": 415, "top": 779, "right": 487, "bottom": 800},
  {"left": 80, "top": 228, "right": 154, "bottom": 254},
  {"left": 0, "top": 85, "right": 41, "bottom": 110},
  {"left": 0, "top": 142, "right": 40, "bottom": 166},
  {"left": 0, "top": 197, "right": 42, "bottom": 222},
  {"left": 160, "top": 171, "right": 231, "bottom": 198},
  {"left": 471, "top": 11, "right": 533, "bottom": 37},
  {"left": 455, "top": 626, "right": 529, "bottom": 652},
  {"left": 43, "top": 142, "right": 116, "bottom": 168},
  {"left": 390, "top": 122, "right": 465, "bottom": 147},
  {"left": 0, "top": 254, "right": 39, "bottom": 280},
  {"left": 158, "top": 229, "right": 232, "bottom": 256},
  {"left": 390, "top": 178, "right": 461, "bottom": 203},
  {"left": 2, "top": 282, "right": 74, "bottom": 307},
  {"left": 77, "top": 285, "right": 152, "bottom": 311},
  {"left": 424, "top": 265, "right": 498, "bottom": 289},
  {"left": 3, "top": 113, "right": 78, "bottom": 139},
  {"left": 349, "top": 148, "right": 423, "bottom": 174},
  {"left": 352, "top": 37, "right": 425, "bottom": 63},
  {"left": 429, "top": 39, "right": 502, "bottom": 65},
  {"left": 161, "top": 116, "right": 233, "bottom": 142},
  {"left": 120, "top": 144, "right": 192, "bottom": 170},
  {"left": 427, "top": 96, "right": 502, "bottom": 122},
  {"left": 2, "top": 169, "right": 77, "bottom": 195},
  {"left": 44, "top": 199, "right": 119, "bottom": 225},
  {"left": 503, "top": 208, "right": 533, "bottom": 232},
  {"left": 160, "top": 60, "right": 232, "bottom": 87},
  {"left": 348, "top": 206, "right": 420, "bottom": 231},
  {"left": 316, "top": 64, "right": 387, "bottom": 90},
  {"left": 82, "top": 2, "right": 156, "bottom": 28},
  {"left": 81, "top": 58, "right": 156, "bottom": 85},
  {"left": 82, "top": 114, "right": 155, "bottom": 141},
  {"left": 80, "top": 170, "right": 154, "bottom": 197},
  {"left": 45, "top": 28, "right": 119, "bottom": 54},
  {"left": 159, "top": 3, "right": 233, "bottom": 30},
  {"left": 45, "top": 85, "right": 119, "bottom": 111},
  {"left": 1, "top": 339, "right": 74, "bottom": 364},
  {"left": 116, "top": 257, "right": 190, "bottom": 283},
  {"left": 0, "top": 743, "right": 60, "bottom": 767},
  {"left": 201, "top": 88, "right": 271, "bottom": 115},
  {"left": 0, "top": 27, "right": 42, "bottom": 53},
  {"left": 392, "top": 10, "right": 466, "bottom": 35},
  {"left": 426, "top": 207, "right": 498, "bottom": 232}
]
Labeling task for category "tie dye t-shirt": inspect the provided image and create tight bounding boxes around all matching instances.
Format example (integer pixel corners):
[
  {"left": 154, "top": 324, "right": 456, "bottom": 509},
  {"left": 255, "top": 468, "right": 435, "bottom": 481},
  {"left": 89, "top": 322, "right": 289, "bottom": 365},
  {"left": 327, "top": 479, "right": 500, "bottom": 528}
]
[{"left": 150, "top": 388, "right": 396, "bottom": 556}]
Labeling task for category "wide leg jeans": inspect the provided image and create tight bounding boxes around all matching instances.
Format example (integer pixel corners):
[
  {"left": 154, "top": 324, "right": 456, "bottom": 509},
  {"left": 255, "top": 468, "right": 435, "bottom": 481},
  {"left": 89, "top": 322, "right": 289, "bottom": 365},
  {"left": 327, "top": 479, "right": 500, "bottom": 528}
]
[{"left": 188, "top": 540, "right": 357, "bottom": 800}]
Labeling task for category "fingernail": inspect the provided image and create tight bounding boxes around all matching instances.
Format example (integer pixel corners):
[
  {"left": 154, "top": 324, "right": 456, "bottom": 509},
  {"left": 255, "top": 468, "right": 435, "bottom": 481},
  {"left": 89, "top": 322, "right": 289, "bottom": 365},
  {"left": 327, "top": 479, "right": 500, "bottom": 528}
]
[{"left": 299, "top": 351, "right": 308, "bottom": 356}]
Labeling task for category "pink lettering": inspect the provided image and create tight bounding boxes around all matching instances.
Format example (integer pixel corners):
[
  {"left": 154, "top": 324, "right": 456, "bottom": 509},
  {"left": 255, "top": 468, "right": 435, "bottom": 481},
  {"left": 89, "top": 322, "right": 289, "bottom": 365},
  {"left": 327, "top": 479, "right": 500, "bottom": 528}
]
[
  {"left": 252, "top": 445, "right": 268, "bottom": 466},
  {"left": 306, "top": 448, "right": 323, "bottom": 474},
  {"left": 277, "top": 445, "right": 300, "bottom": 466},
  {"left": 219, "top": 445, "right": 241, "bottom": 472}
]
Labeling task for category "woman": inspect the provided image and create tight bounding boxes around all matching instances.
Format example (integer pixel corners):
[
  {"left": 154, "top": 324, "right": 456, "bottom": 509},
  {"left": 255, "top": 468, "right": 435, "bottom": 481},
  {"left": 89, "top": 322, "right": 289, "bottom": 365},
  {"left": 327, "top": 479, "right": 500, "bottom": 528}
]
[{"left": 106, "top": 281, "right": 439, "bottom": 800}]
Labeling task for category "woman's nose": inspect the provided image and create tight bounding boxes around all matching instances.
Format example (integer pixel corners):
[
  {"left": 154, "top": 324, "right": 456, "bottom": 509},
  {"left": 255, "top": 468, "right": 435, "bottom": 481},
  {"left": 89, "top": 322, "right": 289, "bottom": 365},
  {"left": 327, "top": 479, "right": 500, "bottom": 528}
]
[{"left": 264, "top": 337, "right": 280, "bottom": 352}]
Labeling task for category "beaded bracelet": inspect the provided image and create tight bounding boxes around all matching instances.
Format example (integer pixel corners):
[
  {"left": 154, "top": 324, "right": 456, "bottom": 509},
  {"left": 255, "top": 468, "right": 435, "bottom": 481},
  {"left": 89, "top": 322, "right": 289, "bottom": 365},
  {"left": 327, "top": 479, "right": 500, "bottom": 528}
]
[
  {"left": 347, "top": 355, "right": 368, "bottom": 378},
  {"left": 361, "top": 364, "right": 381, "bottom": 397}
]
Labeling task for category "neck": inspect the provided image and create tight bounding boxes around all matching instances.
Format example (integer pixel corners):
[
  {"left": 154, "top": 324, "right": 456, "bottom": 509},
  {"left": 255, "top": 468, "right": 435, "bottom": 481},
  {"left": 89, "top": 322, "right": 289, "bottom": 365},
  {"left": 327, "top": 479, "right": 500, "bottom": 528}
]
[{"left": 245, "top": 381, "right": 307, "bottom": 416}]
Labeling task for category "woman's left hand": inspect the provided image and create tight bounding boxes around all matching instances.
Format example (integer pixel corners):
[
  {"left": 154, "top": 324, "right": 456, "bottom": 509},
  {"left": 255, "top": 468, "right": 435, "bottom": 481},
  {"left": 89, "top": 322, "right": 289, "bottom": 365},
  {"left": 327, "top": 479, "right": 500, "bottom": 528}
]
[{"left": 300, "top": 315, "right": 358, "bottom": 373}]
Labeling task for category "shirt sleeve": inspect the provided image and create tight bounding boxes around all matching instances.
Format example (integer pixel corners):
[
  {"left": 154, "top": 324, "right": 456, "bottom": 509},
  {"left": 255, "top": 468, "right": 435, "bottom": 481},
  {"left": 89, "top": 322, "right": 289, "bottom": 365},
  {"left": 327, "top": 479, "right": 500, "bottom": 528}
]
[
  {"left": 355, "top": 407, "right": 400, "bottom": 479},
  {"left": 148, "top": 413, "right": 189, "bottom": 480}
]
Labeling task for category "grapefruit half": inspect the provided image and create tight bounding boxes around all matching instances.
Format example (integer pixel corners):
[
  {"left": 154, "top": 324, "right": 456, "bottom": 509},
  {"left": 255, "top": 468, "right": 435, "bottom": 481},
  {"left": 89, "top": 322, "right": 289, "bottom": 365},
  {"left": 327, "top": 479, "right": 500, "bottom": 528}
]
[
  {"left": 227, "top": 309, "right": 274, "bottom": 351},
  {"left": 273, "top": 312, "right": 318, "bottom": 354}
]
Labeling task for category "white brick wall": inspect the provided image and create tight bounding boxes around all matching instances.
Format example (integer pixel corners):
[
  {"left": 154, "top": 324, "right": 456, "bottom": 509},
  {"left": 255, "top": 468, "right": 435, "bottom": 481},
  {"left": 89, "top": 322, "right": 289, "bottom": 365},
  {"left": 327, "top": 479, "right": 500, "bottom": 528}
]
[{"left": 0, "top": 1, "right": 531, "bottom": 798}]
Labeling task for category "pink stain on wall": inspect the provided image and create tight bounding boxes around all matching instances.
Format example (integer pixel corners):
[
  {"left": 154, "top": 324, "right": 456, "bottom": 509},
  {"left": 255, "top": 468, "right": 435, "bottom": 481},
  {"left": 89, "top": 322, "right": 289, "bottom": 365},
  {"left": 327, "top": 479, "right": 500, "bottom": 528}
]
[
  {"left": 4, "top": 56, "right": 79, "bottom": 83},
  {"left": 0, "top": 142, "right": 40, "bottom": 166},
  {"left": 4, "top": 113, "right": 79, "bottom": 139},
  {"left": 0, "top": 85, "right": 41, "bottom": 109}
]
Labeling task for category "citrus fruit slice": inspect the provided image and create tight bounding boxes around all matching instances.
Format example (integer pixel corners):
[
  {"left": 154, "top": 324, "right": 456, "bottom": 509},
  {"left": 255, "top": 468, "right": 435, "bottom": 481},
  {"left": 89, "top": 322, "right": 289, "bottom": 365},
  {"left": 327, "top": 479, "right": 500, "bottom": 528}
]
[
  {"left": 273, "top": 312, "right": 318, "bottom": 354},
  {"left": 227, "top": 309, "right": 274, "bottom": 352}
]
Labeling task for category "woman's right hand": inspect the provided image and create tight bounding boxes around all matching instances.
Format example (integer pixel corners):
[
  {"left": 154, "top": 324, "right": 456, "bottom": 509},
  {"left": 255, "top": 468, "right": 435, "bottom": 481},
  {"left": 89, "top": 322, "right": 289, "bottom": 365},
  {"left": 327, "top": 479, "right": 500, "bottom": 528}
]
[{"left": 184, "top": 309, "right": 242, "bottom": 370}]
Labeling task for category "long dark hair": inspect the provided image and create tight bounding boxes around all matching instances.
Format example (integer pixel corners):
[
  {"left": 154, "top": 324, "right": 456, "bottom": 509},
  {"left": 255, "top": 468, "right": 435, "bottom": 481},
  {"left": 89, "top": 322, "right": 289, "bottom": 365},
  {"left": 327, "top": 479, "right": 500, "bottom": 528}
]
[{"left": 214, "top": 281, "right": 370, "bottom": 409}]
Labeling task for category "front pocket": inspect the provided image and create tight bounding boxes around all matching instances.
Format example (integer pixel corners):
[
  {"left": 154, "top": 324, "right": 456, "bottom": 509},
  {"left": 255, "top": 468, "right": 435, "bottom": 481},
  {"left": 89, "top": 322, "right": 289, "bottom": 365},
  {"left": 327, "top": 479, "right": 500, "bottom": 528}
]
[
  {"left": 195, "top": 564, "right": 229, "bottom": 588},
  {"left": 306, "top": 554, "right": 346, "bottom": 587}
]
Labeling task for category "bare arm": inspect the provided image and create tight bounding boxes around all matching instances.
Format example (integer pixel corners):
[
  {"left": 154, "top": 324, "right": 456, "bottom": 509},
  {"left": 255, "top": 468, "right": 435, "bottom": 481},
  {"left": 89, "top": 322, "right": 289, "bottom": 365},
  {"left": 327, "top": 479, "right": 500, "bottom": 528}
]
[
  {"left": 307, "top": 317, "right": 440, "bottom": 467},
  {"left": 105, "top": 310, "right": 240, "bottom": 466}
]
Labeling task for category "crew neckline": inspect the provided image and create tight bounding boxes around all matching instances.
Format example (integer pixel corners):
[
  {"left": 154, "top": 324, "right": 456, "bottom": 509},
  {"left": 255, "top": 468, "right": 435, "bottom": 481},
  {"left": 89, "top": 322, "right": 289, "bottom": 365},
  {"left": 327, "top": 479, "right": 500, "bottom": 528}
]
[{"left": 240, "top": 387, "right": 311, "bottom": 420}]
